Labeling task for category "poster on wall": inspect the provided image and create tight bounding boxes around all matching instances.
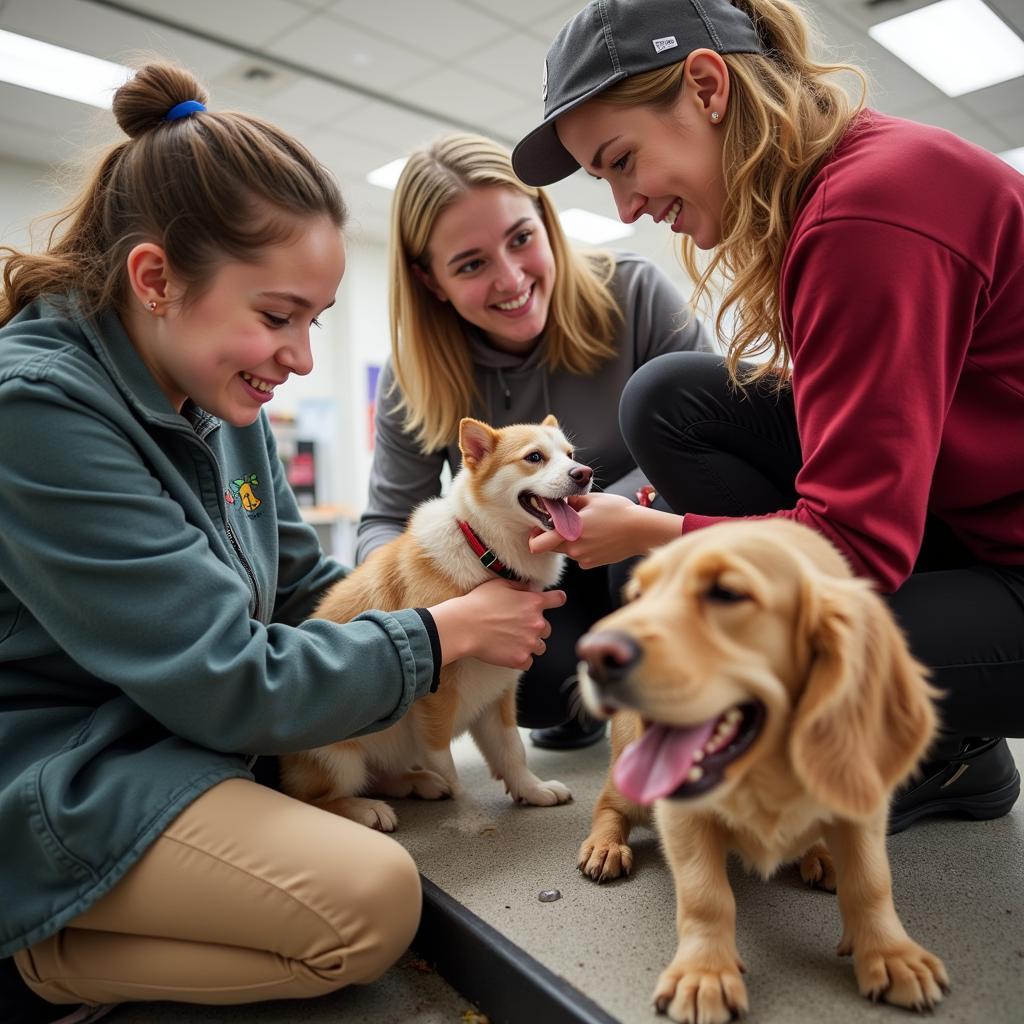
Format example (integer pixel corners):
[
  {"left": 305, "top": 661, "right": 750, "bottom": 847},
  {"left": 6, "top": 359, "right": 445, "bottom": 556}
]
[{"left": 367, "top": 363, "right": 380, "bottom": 451}]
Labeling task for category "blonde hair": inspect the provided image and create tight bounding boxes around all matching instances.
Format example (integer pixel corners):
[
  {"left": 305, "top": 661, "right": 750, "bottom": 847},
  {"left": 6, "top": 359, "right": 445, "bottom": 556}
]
[
  {"left": 601, "top": 0, "right": 865, "bottom": 387},
  {"left": 1, "top": 61, "right": 347, "bottom": 326},
  {"left": 389, "top": 132, "right": 622, "bottom": 452}
]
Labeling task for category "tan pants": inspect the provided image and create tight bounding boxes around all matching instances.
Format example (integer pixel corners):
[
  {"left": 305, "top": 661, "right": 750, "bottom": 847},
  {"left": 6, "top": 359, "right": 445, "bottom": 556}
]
[{"left": 14, "top": 778, "right": 422, "bottom": 1006}]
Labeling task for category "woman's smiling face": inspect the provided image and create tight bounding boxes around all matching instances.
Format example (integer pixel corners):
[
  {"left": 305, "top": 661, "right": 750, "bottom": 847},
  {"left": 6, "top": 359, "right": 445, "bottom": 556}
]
[
  {"left": 420, "top": 185, "right": 557, "bottom": 355},
  {"left": 555, "top": 61, "right": 729, "bottom": 251},
  {"left": 134, "top": 216, "right": 345, "bottom": 426}
]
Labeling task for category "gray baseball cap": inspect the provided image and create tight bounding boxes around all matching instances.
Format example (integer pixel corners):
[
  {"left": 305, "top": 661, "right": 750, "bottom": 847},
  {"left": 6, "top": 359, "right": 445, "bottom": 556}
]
[{"left": 512, "top": 0, "right": 762, "bottom": 186}]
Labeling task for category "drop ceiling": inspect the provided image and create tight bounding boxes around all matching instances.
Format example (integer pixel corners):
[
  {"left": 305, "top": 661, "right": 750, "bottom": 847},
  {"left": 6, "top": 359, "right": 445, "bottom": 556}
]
[{"left": 0, "top": 0, "right": 1021, "bottom": 261}]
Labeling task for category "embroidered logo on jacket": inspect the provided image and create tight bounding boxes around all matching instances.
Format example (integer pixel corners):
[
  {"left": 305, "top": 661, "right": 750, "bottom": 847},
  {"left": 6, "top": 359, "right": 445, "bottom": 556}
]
[{"left": 230, "top": 474, "right": 262, "bottom": 512}]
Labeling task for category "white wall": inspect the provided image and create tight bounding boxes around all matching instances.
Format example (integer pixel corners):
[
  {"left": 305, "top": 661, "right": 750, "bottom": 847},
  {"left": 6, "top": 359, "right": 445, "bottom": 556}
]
[
  {"left": 272, "top": 236, "right": 391, "bottom": 520},
  {"left": 0, "top": 157, "right": 63, "bottom": 250}
]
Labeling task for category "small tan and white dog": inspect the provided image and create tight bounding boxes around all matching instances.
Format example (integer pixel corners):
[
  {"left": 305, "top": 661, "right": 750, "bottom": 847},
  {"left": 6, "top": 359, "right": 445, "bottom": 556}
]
[{"left": 280, "top": 414, "right": 590, "bottom": 831}]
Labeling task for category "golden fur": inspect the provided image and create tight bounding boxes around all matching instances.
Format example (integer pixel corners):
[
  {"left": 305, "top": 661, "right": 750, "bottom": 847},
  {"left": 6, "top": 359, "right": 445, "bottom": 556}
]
[
  {"left": 576, "top": 519, "right": 948, "bottom": 1020},
  {"left": 280, "top": 415, "right": 585, "bottom": 831}
]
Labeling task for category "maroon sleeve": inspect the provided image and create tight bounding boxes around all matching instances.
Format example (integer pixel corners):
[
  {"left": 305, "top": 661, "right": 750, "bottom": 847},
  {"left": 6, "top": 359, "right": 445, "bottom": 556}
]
[{"left": 684, "top": 217, "right": 980, "bottom": 591}]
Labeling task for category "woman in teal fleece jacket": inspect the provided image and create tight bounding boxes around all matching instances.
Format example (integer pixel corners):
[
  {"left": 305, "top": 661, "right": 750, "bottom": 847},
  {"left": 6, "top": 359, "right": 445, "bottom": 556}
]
[{"left": 0, "top": 62, "right": 563, "bottom": 1021}]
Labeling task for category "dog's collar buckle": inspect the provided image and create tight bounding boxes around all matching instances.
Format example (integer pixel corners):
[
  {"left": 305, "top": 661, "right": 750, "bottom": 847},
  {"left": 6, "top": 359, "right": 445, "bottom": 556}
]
[{"left": 457, "top": 520, "right": 521, "bottom": 582}]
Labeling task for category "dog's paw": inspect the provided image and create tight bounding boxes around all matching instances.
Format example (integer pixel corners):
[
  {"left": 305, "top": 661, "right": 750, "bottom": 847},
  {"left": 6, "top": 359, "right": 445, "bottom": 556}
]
[
  {"left": 514, "top": 778, "right": 572, "bottom": 806},
  {"left": 577, "top": 835, "right": 633, "bottom": 883},
  {"left": 852, "top": 941, "right": 949, "bottom": 1011},
  {"left": 799, "top": 842, "right": 836, "bottom": 892},
  {"left": 507, "top": 774, "right": 573, "bottom": 806},
  {"left": 345, "top": 797, "right": 399, "bottom": 832},
  {"left": 652, "top": 957, "right": 748, "bottom": 1024}
]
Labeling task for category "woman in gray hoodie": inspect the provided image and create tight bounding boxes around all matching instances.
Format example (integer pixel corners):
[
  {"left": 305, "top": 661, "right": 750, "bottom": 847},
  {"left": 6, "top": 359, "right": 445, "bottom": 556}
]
[{"left": 358, "top": 133, "right": 712, "bottom": 749}]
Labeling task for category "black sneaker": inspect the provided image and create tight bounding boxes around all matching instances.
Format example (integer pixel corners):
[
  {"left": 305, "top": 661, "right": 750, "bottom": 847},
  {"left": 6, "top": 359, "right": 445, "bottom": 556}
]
[
  {"left": 888, "top": 736, "right": 1020, "bottom": 834},
  {"left": 1, "top": 956, "right": 115, "bottom": 1024},
  {"left": 529, "top": 715, "right": 607, "bottom": 750}
]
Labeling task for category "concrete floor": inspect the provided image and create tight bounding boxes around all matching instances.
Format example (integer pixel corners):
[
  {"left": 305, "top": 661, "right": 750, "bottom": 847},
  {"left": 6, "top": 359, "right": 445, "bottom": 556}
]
[{"left": 107, "top": 733, "right": 1023, "bottom": 1024}]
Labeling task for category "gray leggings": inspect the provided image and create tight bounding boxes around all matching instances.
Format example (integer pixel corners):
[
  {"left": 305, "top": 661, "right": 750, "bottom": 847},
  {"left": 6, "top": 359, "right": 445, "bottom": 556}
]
[{"left": 618, "top": 351, "right": 1024, "bottom": 739}]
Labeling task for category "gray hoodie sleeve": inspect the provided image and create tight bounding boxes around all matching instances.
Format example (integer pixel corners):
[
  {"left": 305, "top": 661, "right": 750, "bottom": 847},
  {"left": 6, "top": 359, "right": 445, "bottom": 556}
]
[{"left": 356, "top": 359, "right": 447, "bottom": 563}]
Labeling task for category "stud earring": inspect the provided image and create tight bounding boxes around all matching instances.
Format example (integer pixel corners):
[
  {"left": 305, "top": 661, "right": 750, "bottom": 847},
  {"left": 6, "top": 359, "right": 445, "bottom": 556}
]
[
  {"left": 711, "top": 111, "right": 721, "bottom": 122},
  {"left": 147, "top": 300, "right": 157, "bottom": 312}
]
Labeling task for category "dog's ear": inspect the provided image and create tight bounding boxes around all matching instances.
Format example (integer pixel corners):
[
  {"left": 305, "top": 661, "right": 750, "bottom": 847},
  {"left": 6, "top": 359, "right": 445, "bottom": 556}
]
[
  {"left": 541, "top": 413, "right": 559, "bottom": 428},
  {"left": 459, "top": 418, "right": 499, "bottom": 469},
  {"left": 789, "top": 575, "right": 938, "bottom": 820}
]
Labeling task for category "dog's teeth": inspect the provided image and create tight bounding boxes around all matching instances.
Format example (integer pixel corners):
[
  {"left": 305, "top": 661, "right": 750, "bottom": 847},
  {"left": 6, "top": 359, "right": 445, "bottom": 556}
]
[
  {"left": 691, "top": 748, "right": 704, "bottom": 763},
  {"left": 687, "top": 766, "right": 703, "bottom": 782},
  {"left": 726, "top": 708, "right": 742, "bottom": 724}
]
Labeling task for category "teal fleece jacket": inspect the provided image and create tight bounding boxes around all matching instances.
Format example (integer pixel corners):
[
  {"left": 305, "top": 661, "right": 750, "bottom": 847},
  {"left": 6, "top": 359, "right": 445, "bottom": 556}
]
[{"left": 0, "top": 297, "right": 437, "bottom": 956}]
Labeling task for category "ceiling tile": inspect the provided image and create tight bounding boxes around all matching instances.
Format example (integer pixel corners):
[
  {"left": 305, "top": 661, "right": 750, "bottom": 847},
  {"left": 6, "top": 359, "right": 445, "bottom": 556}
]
[
  {"left": 528, "top": 3, "right": 583, "bottom": 43},
  {"left": 0, "top": 82, "right": 120, "bottom": 165},
  {"left": 989, "top": 0, "right": 1024, "bottom": 34},
  {"left": 457, "top": 31, "right": 549, "bottom": 101},
  {"left": 208, "top": 94, "right": 322, "bottom": 143},
  {"left": 861, "top": 52, "right": 947, "bottom": 114},
  {"left": 457, "top": 0, "right": 579, "bottom": 25},
  {"left": 258, "top": 76, "right": 367, "bottom": 126},
  {"left": 1, "top": 0, "right": 1021, "bottom": 263},
  {"left": 328, "top": 99, "right": 455, "bottom": 155},
  {"left": 0, "top": 0, "right": 239, "bottom": 78},
  {"left": 110, "top": 0, "right": 309, "bottom": 50},
  {"left": 311, "top": 129, "right": 396, "bottom": 179},
  {"left": 821, "top": 0, "right": 939, "bottom": 33},
  {"left": 268, "top": 13, "right": 436, "bottom": 91},
  {"left": 495, "top": 102, "right": 546, "bottom": 144},
  {"left": 392, "top": 67, "right": 524, "bottom": 131},
  {"left": 330, "top": 0, "right": 508, "bottom": 60},
  {"left": 901, "top": 97, "right": 1014, "bottom": 151},
  {"left": 955, "top": 75, "right": 1024, "bottom": 121}
]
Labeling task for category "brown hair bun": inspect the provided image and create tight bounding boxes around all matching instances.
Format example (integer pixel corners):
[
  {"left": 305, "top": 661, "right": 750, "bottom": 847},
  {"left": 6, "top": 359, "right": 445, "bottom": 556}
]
[{"left": 113, "top": 61, "right": 210, "bottom": 139}]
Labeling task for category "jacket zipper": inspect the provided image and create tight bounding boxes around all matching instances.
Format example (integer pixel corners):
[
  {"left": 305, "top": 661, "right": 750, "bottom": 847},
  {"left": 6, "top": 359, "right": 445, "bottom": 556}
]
[{"left": 225, "top": 517, "right": 262, "bottom": 622}]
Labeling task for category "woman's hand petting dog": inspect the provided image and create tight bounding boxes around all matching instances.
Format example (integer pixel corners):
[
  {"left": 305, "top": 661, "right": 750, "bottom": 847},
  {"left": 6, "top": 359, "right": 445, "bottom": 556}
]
[
  {"left": 575, "top": 519, "right": 948, "bottom": 1021},
  {"left": 431, "top": 578, "right": 564, "bottom": 670}
]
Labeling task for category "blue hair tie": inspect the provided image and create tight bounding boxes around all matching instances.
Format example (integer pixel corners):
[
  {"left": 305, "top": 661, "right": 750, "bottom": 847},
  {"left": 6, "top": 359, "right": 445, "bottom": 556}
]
[{"left": 164, "top": 99, "right": 206, "bottom": 121}]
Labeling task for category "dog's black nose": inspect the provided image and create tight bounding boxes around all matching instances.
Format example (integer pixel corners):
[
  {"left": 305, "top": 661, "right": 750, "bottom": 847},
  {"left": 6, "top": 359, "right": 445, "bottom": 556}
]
[
  {"left": 577, "top": 630, "right": 640, "bottom": 685},
  {"left": 569, "top": 465, "right": 593, "bottom": 486}
]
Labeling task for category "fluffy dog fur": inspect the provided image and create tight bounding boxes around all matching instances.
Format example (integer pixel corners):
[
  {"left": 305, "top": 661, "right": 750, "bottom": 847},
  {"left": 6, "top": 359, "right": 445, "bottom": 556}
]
[
  {"left": 280, "top": 415, "right": 589, "bottom": 831},
  {"left": 576, "top": 519, "right": 947, "bottom": 1022}
]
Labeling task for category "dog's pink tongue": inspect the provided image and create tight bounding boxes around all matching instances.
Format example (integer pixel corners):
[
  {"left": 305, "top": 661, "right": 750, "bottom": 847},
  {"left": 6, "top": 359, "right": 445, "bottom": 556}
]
[
  {"left": 613, "top": 720, "right": 718, "bottom": 805},
  {"left": 540, "top": 497, "right": 582, "bottom": 541}
]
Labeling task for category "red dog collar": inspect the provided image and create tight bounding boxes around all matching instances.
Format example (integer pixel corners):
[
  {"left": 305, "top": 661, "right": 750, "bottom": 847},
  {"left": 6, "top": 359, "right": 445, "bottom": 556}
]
[{"left": 457, "top": 520, "right": 521, "bottom": 582}]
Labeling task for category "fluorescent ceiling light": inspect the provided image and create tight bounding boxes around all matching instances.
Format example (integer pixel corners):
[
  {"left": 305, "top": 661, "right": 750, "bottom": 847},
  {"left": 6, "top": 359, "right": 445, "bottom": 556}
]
[
  {"left": 366, "top": 157, "right": 407, "bottom": 190},
  {"left": 558, "top": 208, "right": 634, "bottom": 244},
  {"left": 0, "top": 29, "right": 132, "bottom": 108},
  {"left": 999, "top": 146, "right": 1024, "bottom": 173},
  {"left": 868, "top": 0, "right": 1024, "bottom": 97}
]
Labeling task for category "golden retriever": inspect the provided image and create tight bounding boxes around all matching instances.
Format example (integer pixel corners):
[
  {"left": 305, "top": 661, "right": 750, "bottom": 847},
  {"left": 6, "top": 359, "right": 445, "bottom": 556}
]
[
  {"left": 280, "top": 415, "right": 588, "bottom": 831},
  {"left": 576, "top": 519, "right": 948, "bottom": 1021}
]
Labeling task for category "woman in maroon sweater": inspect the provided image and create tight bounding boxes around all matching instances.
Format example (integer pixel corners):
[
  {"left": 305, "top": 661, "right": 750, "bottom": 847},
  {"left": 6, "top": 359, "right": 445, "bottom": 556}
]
[{"left": 512, "top": 0, "right": 1023, "bottom": 831}]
